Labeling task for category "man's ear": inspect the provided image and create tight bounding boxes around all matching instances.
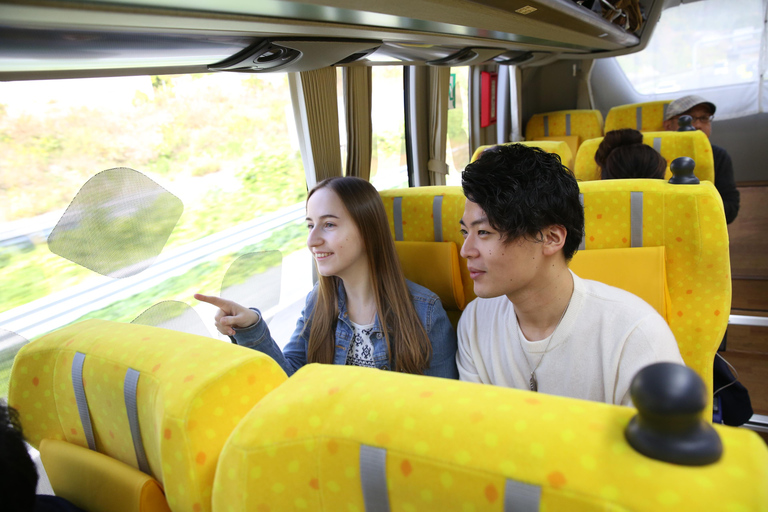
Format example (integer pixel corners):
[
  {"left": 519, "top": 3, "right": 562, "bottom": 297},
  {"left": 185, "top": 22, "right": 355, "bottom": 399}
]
[
  {"left": 663, "top": 118, "right": 675, "bottom": 131},
  {"left": 542, "top": 225, "right": 567, "bottom": 256}
]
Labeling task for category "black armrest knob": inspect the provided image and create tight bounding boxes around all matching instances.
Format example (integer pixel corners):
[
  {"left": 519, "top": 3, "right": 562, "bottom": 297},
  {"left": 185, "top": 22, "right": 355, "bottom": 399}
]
[
  {"left": 669, "top": 156, "right": 699, "bottom": 185},
  {"left": 625, "top": 362, "right": 722, "bottom": 466},
  {"left": 677, "top": 115, "right": 696, "bottom": 131}
]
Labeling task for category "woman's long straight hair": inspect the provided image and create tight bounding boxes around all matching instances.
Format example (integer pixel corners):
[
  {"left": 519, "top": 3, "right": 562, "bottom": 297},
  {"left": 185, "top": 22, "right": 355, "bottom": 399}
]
[{"left": 305, "top": 176, "right": 433, "bottom": 374}]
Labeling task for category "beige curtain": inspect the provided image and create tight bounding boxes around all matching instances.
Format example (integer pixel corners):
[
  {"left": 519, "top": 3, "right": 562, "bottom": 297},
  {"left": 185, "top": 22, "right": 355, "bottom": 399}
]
[
  {"left": 427, "top": 67, "right": 450, "bottom": 186},
  {"left": 343, "top": 67, "right": 372, "bottom": 180},
  {"left": 290, "top": 67, "right": 342, "bottom": 187}
]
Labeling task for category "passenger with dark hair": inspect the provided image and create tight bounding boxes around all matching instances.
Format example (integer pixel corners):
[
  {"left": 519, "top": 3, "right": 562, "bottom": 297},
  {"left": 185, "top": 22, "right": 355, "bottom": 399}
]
[
  {"left": 197, "top": 176, "right": 458, "bottom": 378},
  {"left": 595, "top": 128, "right": 667, "bottom": 180},
  {"left": 0, "top": 402, "right": 83, "bottom": 512},
  {"left": 457, "top": 144, "right": 683, "bottom": 405}
]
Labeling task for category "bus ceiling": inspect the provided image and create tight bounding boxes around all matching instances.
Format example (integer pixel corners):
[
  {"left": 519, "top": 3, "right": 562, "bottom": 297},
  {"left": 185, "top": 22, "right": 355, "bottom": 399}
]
[{"left": 0, "top": 0, "right": 664, "bottom": 80}]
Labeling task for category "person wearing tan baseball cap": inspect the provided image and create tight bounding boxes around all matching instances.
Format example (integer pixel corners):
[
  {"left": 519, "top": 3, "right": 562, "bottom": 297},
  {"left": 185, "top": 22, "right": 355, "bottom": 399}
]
[{"left": 663, "top": 95, "right": 740, "bottom": 224}]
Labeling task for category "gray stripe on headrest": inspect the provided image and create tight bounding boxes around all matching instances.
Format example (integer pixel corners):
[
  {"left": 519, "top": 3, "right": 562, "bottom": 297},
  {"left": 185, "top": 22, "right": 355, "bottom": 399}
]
[
  {"left": 360, "top": 445, "right": 390, "bottom": 512},
  {"left": 72, "top": 352, "right": 96, "bottom": 451},
  {"left": 636, "top": 106, "right": 642, "bottom": 130},
  {"left": 653, "top": 137, "right": 661, "bottom": 153},
  {"left": 393, "top": 197, "right": 403, "bottom": 241},
  {"left": 432, "top": 195, "right": 443, "bottom": 242},
  {"left": 504, "top": 479, "right": 542, "bottom": 512},
  {"left": 565, "top": 113, "right": 571, "bottom": 136},
  {"left": 124, "top": 368, "right": 151, "bottom": 474},
  {"left": 543, "top": 115, "right": 549, "bottom": 137}
]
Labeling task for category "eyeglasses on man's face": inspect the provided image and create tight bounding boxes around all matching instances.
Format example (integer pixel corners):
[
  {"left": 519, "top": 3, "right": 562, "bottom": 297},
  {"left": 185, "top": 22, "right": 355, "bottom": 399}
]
[
  {"left": 677, "top": 114, "right": 714, "bottom": 124},
  {"left": 690, "top": 114, "right": 714, "bottom": 124}
]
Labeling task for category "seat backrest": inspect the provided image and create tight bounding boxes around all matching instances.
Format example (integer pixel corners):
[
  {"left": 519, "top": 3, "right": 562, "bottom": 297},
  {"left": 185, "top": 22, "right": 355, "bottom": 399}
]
[
  {"left": 525, "top": 109, "right": 604, "bottom": 150},
  {"left": 379, "top": 187, "right": 472, "bottom": 327},
  {"left": 9, "top": 319, "right": 287, "bottom": 512},
  {"left": 40, "top": 438, "right": 171, "bottom": 512},
  {"left": 604, "top": 100, "right": 673, "bottom": 132},
  {"left": 574, "top": 130, "right": 715, "bottom": 184},
  {"left": 471, "top": 140, "right": 574, "bottom": 169},
  {"left": 577, "top": 179, "right": 731, "bottom": 416},
  {"left": 213, "top": 363, "right": 768, "bottom": 512}
]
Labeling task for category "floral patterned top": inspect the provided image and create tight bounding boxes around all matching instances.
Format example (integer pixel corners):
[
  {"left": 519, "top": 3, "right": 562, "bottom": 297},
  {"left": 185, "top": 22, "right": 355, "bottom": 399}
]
[{"left": 345, "top": 321, "right": 377, "bottom": 368}]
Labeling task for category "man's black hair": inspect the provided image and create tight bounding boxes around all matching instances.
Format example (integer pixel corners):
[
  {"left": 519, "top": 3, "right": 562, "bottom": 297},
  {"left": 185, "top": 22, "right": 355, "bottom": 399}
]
[
  {"left": 461, "top": 144, "right": 584, "bottom": 261},
  {"left": 0, "top": 401, "right": 39, "bottom": 512}
]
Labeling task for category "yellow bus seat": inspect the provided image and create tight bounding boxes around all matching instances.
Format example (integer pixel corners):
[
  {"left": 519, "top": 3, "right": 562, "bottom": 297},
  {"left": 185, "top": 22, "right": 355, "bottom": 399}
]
[
  {"left": 574, "top": 130, "right": 715, "bottom": 184},
  {"left": 525, "top": 109, "right": 604, "bottom": 153},
  {"left": 40, "top": 438, "right": 171, "bottom": 512},
  {"left": 605, "top": 100, "right": 673, "bottom": 133},
  {"left": 570, "top": 246, "right": 671, "bottom": 322},
  {"left": 394, "top": 241, "right": 465, "bottom": 311},
  {"left": 471, "top": 140, "right": 574, "bottom": 170},
  {"left": 380, "top": 187, "right": 473, "bottom": 327},
  {"left": 578, "top": 179, "right": 730, "bottom": 417},
  {"left": 212, "top": 364, "right": 768, "bottom": 512},
  {"left": 8, "top": 319, "right": 287, "bottom": 512}
]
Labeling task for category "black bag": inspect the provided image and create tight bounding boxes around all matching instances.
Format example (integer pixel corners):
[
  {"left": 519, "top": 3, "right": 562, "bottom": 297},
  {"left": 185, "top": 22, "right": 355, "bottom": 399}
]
[{"left": 713, "top": 354, "right": 753, "bottom": 426}]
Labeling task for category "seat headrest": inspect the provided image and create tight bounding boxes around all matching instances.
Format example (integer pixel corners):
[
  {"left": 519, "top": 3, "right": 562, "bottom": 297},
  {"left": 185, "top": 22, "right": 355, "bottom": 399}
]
[
  {"left": 40, "top": 438, "right": 171, "bottom": 512},
  {"left": 9, "top": 319, "right": 287, "bottom": 512}
]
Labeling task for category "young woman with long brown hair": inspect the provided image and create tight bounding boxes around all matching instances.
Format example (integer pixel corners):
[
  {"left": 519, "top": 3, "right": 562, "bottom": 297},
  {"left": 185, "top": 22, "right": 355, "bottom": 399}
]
[{"left": 196, "top": 176, "right": 458, "bottom": 378}]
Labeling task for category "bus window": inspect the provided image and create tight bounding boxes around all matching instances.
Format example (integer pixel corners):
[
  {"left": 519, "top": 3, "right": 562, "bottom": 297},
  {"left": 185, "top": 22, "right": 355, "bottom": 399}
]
[
  {"left": 370, "top": 66, "right": 408, "bottom": 190},
  {"left": 446, "top": 67, "right": 470, "bottom": 186},
  {"left": 0, "top": 73, "right": 314, "bottom": 396},
  {"left": 616, "top": 0, "right": 762, "bottom": 96}
]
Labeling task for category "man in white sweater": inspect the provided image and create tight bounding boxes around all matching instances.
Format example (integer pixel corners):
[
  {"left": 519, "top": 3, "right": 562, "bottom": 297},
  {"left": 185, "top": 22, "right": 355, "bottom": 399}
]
[{"left": 457, "top": 144, "right": 684, "bottom": 406}]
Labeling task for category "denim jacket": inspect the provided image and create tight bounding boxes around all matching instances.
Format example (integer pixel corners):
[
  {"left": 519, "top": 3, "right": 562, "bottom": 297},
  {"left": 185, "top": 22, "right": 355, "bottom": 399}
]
[{"left": 232, "top": 279, "right": 458, "bottom": 379}]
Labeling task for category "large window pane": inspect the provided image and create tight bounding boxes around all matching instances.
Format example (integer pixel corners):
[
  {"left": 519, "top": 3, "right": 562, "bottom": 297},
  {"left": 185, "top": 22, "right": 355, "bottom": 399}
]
[
  {"left": 616, "top": 0, "right": 763, "bottom": 95},
  {"left": 0, "top": 73, "right": 314, "bottom": 395},
  {"left": 370, "top": 66, "right": 408, "bottom": 190}
]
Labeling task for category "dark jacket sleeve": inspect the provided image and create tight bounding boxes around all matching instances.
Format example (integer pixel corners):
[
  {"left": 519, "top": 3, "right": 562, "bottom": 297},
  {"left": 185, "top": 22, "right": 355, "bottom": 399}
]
[{"left": 711, "top": 144, "right": 740, "bottom": 224}]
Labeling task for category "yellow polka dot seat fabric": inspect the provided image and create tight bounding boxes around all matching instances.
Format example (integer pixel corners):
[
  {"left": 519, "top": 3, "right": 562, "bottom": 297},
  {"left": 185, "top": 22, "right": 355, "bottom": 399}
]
[
  {"left": 574, "top": 131, "right": 715, "bottom": 184},
  {"left": 525, "top": 109, "right": 604, "bottom": 148},
  {"left": 471, "top": 141, "right": 574, "bottom": 170},
  {"left": 579, "top": 179, "right": 730, "bottom": 417},
  {"left": 9, "top": 319, "right": 287, "bottom": 512},
  {"left": 213, "top": 364, "right": 768, "bottom": 512},
  {"left": 604, "top": 100, "right": 673, "bottom": 133},
  {"left": 379, "top": 187, "right": 474, "bottom": 327}
]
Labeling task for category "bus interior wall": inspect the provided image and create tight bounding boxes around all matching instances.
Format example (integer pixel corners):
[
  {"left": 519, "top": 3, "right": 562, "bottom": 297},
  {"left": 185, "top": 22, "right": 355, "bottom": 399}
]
[{"left": 520, "top": 60, "right": 582, "bottom": 129}]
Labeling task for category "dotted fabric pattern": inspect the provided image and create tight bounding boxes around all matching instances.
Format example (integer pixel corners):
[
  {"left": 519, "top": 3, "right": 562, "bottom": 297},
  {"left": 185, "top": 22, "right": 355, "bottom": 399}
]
[
  {"left": 9, "top": 319, "right": 287, "bottom": 512},
  {"left": 525, "top": 109, "right": 604, "bottom": 145},
  {"left": 604, "top": 100, "right": 673, "bottom": 133},
  {"left": 574, "top": 131, "right": 715, "bottom": 184},
  {"left": 380, "top": 187, "right": 474, "bottom": 318},
  {"left": 580, "top": 179, "right": 731, "bottom": 415},
  {"left": 471, "top": 141, "right": 574, "bottom": 170},
  {"left": 213, "top": 364, "right": 768, "bottom": 512}
]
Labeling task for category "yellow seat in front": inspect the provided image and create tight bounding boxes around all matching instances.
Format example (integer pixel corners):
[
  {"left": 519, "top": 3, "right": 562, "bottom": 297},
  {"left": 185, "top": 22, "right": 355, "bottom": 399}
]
[
  {"left": 574, "top": 130, "right": 715, "bottom": 184},
  {"left": 213, "top": 363, "right": 768, "bottom": 512},
  {"left": 471, "top": 140, "right": 574, "bottom": 169},
  {"left": 525, "top": 109, "right": 604, "bottom": 156},
  {"left": 9, "top": 319, "right": 287, "bottom": 512},
  {"left": 605, "top": 100, "right": 673, "bottom": 133}
]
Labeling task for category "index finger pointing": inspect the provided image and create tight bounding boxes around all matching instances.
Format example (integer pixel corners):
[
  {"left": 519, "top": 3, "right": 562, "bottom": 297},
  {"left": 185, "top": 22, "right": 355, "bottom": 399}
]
[{"left": 194, "top": 293, "right": 230, "bottom": 309}]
